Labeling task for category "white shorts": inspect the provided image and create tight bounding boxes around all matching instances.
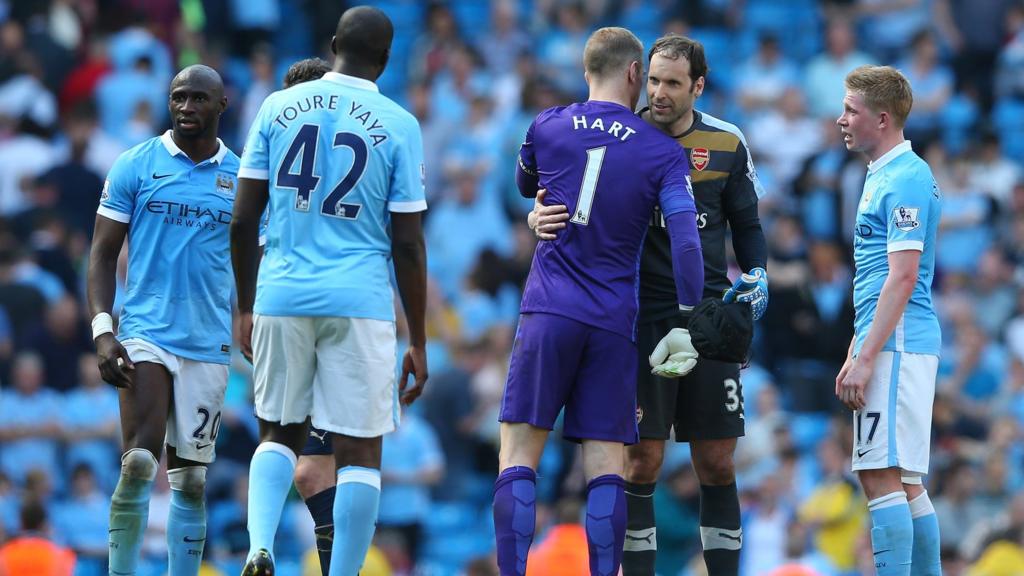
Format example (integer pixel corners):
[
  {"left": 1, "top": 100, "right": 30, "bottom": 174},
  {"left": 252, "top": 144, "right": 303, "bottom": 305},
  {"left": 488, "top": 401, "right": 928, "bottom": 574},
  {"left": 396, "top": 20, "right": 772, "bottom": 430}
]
[
  {"left": 121, "top": 338, "right": 229, "bottom": 464},
  {"left": 851, "top": 350, "right": 938, "bottom": 477},
  {"left": 252, "top": 315, "right": 398, "bottom": 437}
]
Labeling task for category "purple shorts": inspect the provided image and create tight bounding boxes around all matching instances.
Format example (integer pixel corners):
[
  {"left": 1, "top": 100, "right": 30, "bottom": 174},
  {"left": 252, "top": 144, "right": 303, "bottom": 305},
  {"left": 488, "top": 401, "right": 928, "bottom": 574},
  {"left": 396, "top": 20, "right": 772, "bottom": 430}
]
[{"left": 500, "top": 313, "right": 639, "bottom": 444}]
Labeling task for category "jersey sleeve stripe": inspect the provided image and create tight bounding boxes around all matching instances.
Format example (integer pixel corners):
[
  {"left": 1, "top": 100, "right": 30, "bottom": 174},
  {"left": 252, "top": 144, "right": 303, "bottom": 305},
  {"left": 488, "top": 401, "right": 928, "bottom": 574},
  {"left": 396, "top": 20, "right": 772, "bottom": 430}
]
[
  {"left": 97, "top": 206, "right": 131, "bottom": 223},
  {"left": 238, "top": 167, "right": 270, "bottom": 180},
  {"left": 389, "top": 199, "right": 428, "bottom": 213},
  {"left": 887, "top": 240, "right": 924, "bottom": 253}
]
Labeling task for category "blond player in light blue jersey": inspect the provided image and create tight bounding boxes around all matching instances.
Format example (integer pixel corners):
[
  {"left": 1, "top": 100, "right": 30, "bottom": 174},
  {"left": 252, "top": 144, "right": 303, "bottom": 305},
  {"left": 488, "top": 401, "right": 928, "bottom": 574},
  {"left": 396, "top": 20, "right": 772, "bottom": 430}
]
[
  {"left": 230, "top": 6, "right": 428, "bottom": 576},
  {"left": 835, "top": 65, "right": 942, "bottom": 576}
]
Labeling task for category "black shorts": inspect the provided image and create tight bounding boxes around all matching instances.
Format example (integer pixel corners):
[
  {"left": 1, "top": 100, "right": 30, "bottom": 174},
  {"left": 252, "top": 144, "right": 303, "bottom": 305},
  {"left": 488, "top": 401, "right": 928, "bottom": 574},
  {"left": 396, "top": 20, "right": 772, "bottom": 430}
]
[
  {"left": 302, "top": 425, "right": 333, "bottom": 456},
  {"left": 635, "top": 315, "right": 745, "bottom": 441}
]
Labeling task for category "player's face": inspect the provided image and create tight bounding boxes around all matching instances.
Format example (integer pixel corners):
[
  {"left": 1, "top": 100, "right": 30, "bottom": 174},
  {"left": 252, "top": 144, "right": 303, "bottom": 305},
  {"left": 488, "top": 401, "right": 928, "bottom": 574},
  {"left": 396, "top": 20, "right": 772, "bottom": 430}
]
[
  {"left": 646, "top": 53, "right": 703, "bottom": 129},
  {"left": 169, "top": 83, "right": 225, "bottom": 138},
  {"left": 837, "top": 90, "right": 880, "bottom": 153}
]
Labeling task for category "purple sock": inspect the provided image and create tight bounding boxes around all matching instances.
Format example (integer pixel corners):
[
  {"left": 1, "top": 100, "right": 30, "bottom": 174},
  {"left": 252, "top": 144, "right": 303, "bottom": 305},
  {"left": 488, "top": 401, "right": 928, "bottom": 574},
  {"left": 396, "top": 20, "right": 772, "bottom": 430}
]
[
  {"left": 587, "top": 474, "right": 626, "bottom": 576},
  {"left": 493, "top": 466, "right": 537, "bottom": 576}
]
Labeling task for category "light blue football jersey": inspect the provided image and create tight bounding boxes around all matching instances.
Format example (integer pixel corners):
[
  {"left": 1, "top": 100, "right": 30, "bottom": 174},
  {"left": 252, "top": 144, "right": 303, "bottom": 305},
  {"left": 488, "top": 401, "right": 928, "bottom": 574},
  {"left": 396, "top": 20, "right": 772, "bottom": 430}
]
[
  {"left": 98, "top": 131, "right": 239, "bottom": 364},
  {"left": 239, "top": 72, "right": 427, "bottom": 320},
  {"left": 852, "top": 141, "right": 941, "bottom": 356}
]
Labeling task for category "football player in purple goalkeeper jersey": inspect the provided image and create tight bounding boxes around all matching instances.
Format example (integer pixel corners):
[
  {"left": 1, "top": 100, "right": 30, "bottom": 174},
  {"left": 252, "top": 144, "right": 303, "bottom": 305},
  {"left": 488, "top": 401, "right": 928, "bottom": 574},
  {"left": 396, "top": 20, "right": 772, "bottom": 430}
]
[{"left": 492, "top": 27, "right": 704, "bottom": 576}]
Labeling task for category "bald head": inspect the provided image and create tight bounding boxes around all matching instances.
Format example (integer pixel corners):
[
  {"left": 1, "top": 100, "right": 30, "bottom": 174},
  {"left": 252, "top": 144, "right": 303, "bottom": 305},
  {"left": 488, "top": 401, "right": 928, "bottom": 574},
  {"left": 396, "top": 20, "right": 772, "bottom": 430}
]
[
  {"left": 332, "top": 6, "right": 393, "bottom": 75},
  {"left": 168, "top": 64, "right": 226, "bottom": 140},
  {"left": 171, "top": 64, "right": 224, "bottom": 96}
]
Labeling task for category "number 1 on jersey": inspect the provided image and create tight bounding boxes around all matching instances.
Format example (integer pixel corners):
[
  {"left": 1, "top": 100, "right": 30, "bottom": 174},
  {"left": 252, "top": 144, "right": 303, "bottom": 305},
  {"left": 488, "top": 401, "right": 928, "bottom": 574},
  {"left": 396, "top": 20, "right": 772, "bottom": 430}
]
[{"left": 571, "top": 146, "right": 606, "bottom": 225}]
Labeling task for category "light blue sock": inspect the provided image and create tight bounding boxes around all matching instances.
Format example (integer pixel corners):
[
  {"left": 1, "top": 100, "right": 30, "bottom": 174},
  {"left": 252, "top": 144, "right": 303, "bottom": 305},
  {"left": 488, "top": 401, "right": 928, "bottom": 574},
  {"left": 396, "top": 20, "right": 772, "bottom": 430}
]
[
  {"left": 329, "top": 466, "right": 381, "bottom": 576},
  {"left": 109, "top": 448, "right": 158, "bottom": 576},
  {"left": 909, "top": 491, "right": 942, "bottom": 576},
  {"left": 247, "top": 442, "right": 297, "bottom": 560},
  {"left": 869, "top": 492, "right": 914, "bottom": 576},
  {"left": 167, "top": 467, "right": 206, "bottom": 576}
]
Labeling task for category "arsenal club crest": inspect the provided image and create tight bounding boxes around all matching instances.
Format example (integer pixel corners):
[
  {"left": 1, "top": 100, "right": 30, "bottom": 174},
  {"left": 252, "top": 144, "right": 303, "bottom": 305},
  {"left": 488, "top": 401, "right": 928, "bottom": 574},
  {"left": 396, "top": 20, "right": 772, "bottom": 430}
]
[{"left": 691, "top": 147, "right": 710, "bottom": 171}]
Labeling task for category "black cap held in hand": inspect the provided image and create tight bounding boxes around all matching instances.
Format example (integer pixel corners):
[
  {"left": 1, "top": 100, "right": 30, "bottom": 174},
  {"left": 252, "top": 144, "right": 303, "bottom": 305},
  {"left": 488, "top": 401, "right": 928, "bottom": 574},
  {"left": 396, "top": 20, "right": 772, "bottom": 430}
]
[{"left": 687, "top": 298, "right": 753, "bottom": 364}]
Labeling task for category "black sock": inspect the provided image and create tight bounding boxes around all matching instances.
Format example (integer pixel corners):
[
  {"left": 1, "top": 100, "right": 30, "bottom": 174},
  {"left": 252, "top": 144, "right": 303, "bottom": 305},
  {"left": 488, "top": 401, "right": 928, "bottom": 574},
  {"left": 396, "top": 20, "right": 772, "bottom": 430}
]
[
  {"left": 623, "top": 481, "right": 657, "bottom": 576},
  {"left": 305, "top": 486, "right": 336, "bottom": 576},
  {"left": 699, "top": 483, "right": 741, "bottom": 576}
]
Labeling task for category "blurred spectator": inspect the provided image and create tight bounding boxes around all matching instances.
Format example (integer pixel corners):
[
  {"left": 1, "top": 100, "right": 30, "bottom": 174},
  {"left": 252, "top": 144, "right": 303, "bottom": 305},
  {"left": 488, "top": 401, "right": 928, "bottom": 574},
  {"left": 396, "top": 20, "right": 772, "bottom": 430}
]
[
  {"left": 524, "top": 498, "right": 588, "bottom": 576},
  {"left": 748, "top": 87, "right": 824, "bottom": 194},
  {"left": 970, "top": 133, "right": 1022, "bottom": 209},
  {"left": 537, "top": 2, "right": 591, "bottom": 99},
  {"left": 797, "top": 437, "right": 865, "bottom": 573},
  {"left": 651, "top": 464, "right": 701, "bottom": 575},
  {"left": 409, "top": 2, "right": 463, "bottom": 84},
  {"left": 735, "top": 34, "right": 799, "bottom": 116},
  {"left": 0, "top": 352, "right": 62, "bottom": 487},
  {"left": 378, "top": 408, "right": 445, "bottom": 568},
  {"left": 477, "top": 1, "right": 529, "bottom": 77},
  {"left": 0, "top": 116, "right": 57, "bottom": 215},
  {"left": 23, "top": 296, "right": 91, "bottom": 392},
  {"left": 899, "top": 30, "right": 953, "bottom": 148},
  {"left": 62, "top": 354, "right": 120, "bottom": 490},
  {"left": 972, "top": 247, "right": 1018, "bottom": 339},
  {"left": 934, "top": 459, "right": 989, "bottom": 551},
  {"left": 763, "top": 521, "right": 837, "bottom": 576},
  {"left": 803, "top": 19, "right": 875, "bottom": 119},
  {"left": 936, "top": 154, "right": 994, "bottom": 273},
  {"left": 52, "top": 464, "right": 109, "bottom": 575},
  {"left": 934, "top": 0, "right": 1013, "bottom": 112},
  {"left": 237, "top": 46, "right": 276, "bottom": 146},
  {"left": 93, "top": 54, "right": 164, "bottom": 145},
  {"left": 995, "top": 2, "right": 1024, "bottom": 101},
  {"left": 741, "top": 472, "right": 793, "bottom": 574},
  {"left": 227, "top": 0, "right": 279, "bottom": 57},
  {"left": 0, "top": 499, "right": 75, "bottom": 576},
  {"left": 856, "top": 0, "right": 930, "bottom": 63}
]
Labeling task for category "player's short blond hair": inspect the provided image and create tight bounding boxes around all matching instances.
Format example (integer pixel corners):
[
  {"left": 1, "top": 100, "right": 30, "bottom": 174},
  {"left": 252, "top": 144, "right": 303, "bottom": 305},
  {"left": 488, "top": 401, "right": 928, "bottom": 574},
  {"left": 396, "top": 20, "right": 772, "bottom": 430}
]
[
  {"left": 844, "top": 65, "right": 914, "bottom": 128},
  {"left": 583, "top": 27, "right": 643, "bottom": 79}
]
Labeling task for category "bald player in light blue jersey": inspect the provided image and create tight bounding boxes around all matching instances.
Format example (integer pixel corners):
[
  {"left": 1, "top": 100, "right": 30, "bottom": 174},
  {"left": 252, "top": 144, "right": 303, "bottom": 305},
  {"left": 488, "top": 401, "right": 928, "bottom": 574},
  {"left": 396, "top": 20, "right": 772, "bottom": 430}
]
[
  {"left": 836, "top": 65, "right": 942, "bottom": 576},
  {"left": 88, "top": 65, "right": 238, "bottom": 576},
  {"left": 231, "top": 7, "right": 428, "bottom": 576}
]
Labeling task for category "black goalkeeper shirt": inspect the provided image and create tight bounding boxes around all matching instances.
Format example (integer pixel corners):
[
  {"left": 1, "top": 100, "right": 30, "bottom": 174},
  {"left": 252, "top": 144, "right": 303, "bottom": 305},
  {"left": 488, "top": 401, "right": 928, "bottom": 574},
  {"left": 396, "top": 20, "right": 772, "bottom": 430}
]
[{"left": 638, "top": 108, "right": 766, "bottom": 322}]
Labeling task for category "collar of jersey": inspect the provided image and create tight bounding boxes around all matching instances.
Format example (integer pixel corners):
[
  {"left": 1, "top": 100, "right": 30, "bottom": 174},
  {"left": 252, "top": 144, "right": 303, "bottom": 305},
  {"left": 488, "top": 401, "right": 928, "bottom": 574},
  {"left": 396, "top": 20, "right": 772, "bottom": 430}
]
[
  {"left": 867, "top": 140, "right": 912, "bottom": 174},
  {"left": 321, "top": 72, "right": 379, "bottom": 93},
  {"left": 160, "top": 131, "right": 229, "bottom": 165}
]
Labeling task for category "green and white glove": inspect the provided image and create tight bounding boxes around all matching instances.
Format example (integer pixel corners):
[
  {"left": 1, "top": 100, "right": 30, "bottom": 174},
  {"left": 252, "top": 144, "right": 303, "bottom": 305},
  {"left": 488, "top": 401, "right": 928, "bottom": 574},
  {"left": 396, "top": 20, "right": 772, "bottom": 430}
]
[{"left": 649, "top": 327, "right": 699, "bottom": 378}]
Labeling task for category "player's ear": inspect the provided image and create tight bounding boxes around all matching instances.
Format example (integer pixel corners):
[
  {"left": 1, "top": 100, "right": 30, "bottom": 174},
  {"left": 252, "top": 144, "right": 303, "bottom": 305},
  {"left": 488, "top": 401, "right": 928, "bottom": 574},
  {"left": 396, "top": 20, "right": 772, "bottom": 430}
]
[
  {"left": 330, "top": 36, "right": 338, "bottom": 56},
  {"left": 878, "top": 110, "right": 889, "bottom": 130}
]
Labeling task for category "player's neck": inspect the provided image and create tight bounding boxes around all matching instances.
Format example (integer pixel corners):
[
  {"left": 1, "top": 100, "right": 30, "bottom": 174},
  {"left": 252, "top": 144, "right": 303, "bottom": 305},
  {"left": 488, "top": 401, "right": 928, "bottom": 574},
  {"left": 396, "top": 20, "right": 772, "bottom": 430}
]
[
  {"left": 587, "top": 87, "right": 633, "bottom": 110},
  {"left": 333, "top": 60, "right": 379, "bottom": 83},
  {"left": 865, "top": 132, "right": 907, "bottom": 164},
  {"left": 664, "top": 109, "right": 695, "bottom": 137},
  {"left": 171, "top": 130, "right": 220, "bottom": 164}
]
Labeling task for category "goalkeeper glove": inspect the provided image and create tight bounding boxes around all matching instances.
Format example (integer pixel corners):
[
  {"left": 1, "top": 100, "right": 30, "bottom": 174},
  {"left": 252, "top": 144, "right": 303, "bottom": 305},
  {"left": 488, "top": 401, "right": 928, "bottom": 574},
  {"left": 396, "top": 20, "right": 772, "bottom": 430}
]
[
  {"left": 649, "top": 328, "right": 699, "bottom": 378},
  {"left": 724, "top": 267, "right": 769, "bottom": 321}
]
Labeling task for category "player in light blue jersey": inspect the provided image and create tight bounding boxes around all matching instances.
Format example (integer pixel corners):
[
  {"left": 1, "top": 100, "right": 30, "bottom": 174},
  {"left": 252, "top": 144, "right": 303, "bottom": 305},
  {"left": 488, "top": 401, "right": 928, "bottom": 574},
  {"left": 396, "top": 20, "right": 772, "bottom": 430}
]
[
  {"left": 87, "top": 65, "right": 238, "bottom": 576},
  {"left": 835, "top": 65, "right": 942, "bottom": 576},
  {"left": 231, "top": 7, "right": 428, "bottom": 576}
]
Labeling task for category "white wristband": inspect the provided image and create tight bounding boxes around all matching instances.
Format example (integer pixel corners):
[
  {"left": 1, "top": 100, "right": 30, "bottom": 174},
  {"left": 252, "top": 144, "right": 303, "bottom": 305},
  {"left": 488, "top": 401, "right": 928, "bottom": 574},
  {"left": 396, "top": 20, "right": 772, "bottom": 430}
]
[{"left": 91, "top": 312, "right": 114, "bottom": 340}]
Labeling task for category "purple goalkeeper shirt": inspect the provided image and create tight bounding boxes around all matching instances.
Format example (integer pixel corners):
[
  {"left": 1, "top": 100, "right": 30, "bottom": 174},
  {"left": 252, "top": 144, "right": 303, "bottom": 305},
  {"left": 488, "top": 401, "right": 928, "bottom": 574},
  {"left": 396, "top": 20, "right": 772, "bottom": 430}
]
[{"left": 517, "top": 100, "right": 698, "bottom": 340}]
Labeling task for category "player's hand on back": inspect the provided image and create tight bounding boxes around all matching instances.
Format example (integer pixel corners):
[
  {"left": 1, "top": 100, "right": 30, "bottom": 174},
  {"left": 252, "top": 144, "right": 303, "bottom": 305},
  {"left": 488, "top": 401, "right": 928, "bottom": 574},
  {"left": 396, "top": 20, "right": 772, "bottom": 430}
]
[
  {"left": 399, "top": 345, "right": 428, "bottom": 405},
  {"left": 527, "top": 188, "right": 570, "bottom": 241},
  {"left": 95, "top": 333, "right": 135, "bottom": 388},
  {"left": 238, "top": 311, "right": 254, "bottom": 363}
]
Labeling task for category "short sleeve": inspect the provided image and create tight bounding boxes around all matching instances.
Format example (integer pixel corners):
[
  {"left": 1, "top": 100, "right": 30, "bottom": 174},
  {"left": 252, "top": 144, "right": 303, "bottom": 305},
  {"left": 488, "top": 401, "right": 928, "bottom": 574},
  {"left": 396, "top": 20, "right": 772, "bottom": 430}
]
[
  {"left": 883, "top": 171, "right": 937, "bottom": 253},
  {"left": 388, "top": 115, "right": 427, "bottom": 213},
  {"left": 239, "top": 98, "right": 272, "bottom": 180},
  {"left": 657, "top": 148, "right": 696, "bottom": 219},
  {"left": 97, "top": 151, "right": 139, "bottom": 223}
]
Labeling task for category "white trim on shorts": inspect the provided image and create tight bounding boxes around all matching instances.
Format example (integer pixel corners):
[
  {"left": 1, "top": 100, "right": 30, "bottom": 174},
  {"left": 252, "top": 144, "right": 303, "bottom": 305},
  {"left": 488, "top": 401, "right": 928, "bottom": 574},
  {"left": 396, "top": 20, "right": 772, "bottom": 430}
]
[
  {"left": 120, "top": 338, "right": 229, "bottom": 463},
  {"left": 851, "top": 350, "right": 938, "bottom": 477},
  {"left": 251, "top": 315, "right": 399, "bottom": 437}
]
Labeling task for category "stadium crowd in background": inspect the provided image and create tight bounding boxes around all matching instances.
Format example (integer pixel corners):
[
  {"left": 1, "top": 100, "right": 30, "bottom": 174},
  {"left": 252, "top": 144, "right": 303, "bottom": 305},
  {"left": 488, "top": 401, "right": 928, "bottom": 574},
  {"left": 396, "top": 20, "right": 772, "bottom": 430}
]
[{"left": 1, "top": 0, "right": 1024, "bottom": 574}]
